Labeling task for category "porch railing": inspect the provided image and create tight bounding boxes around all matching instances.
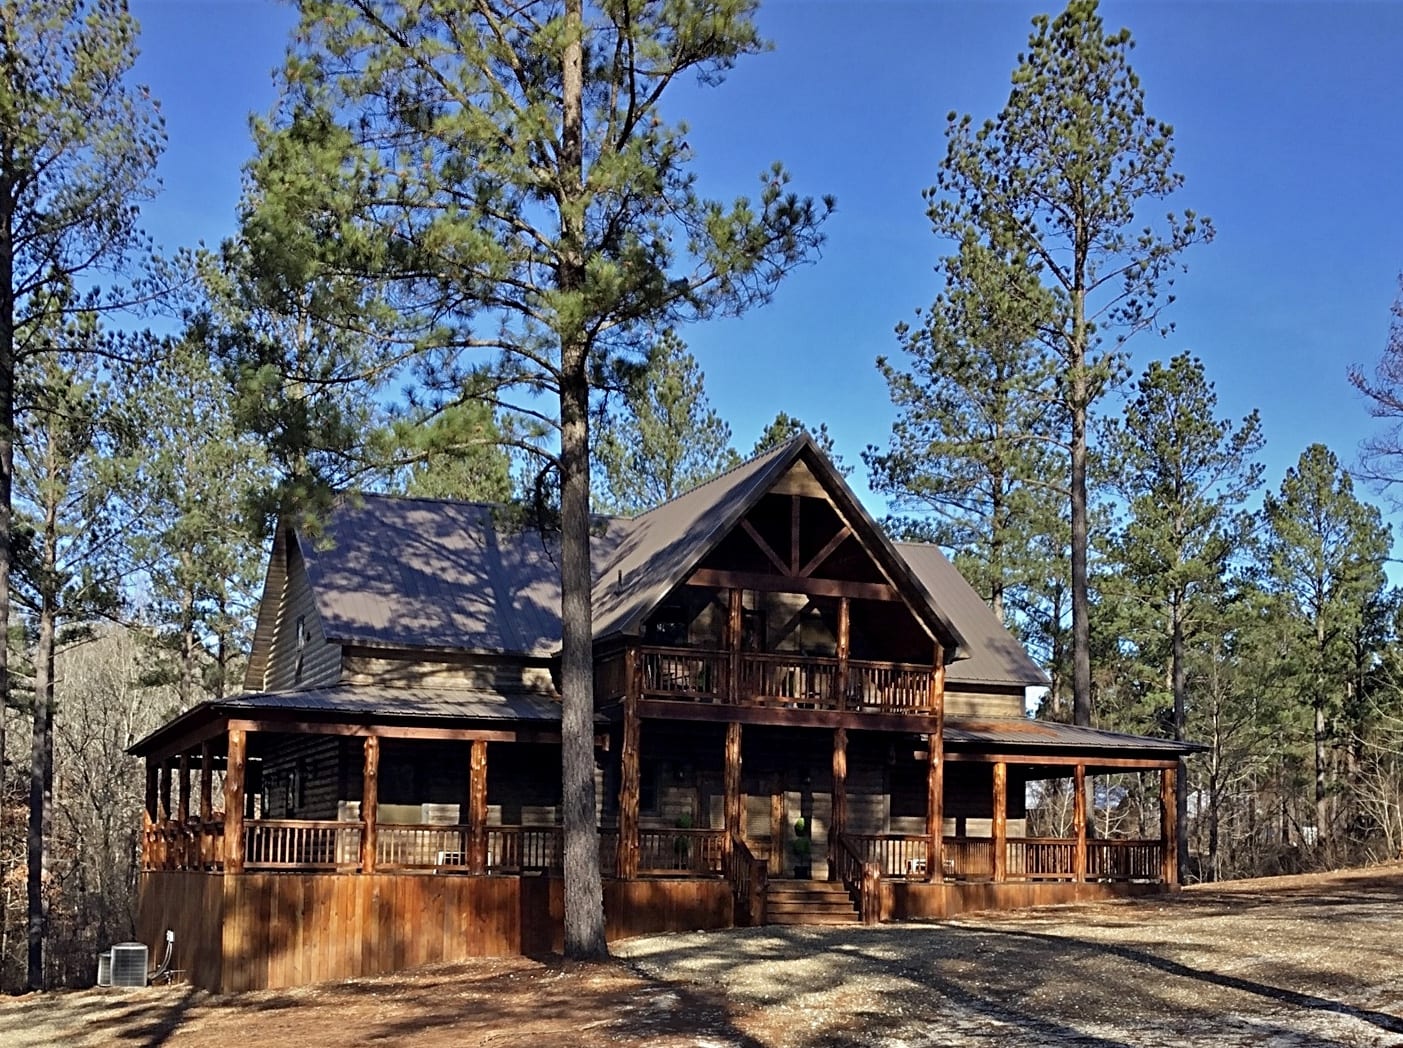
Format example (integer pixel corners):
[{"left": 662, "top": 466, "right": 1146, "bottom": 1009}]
[
  {"left": 1088, "top": 839, "right": 1162, "bottom": 881},
  {"left": 141, "top": 818, "right": 225, "bottom": 871},
  {"left": 833, "top": 834, "right": 881, "bottom": 924},
  {"left": 246, "top": 819, "right": 361, "bottom": 870},
  {"left": 636, "top": 644, "right": 935, "bottom": 714},
  {"left": 729, "top": 834, "right": 768, "bottom": 925},
  {"left": 140, "top": 819, "right": 1163, "bottom": 885},
  {"left": 637, "top": 827, "right": 727, "bottom": 875},
  {"left": 844, "top": 833, "right": 931, "bottom": 878}
]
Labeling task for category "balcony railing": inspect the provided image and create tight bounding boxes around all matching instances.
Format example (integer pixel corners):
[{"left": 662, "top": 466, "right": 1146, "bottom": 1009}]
[{"left": 637, "top": 645, "right": 935, "bottom": 714}]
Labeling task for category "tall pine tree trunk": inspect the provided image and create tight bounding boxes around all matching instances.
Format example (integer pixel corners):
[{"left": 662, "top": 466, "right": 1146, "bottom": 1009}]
[
  {"left": 0, "top": 163, "right": 15, "bottom": 988},
  {"left": 1070, "top": 289, "right": 1091, "bottom": 729},
  {"left": 556, "top": 0, "right": 607, "bottom": 960},
  {"left": 1171, "top": 595, "right": 1189, "bottom": 877},
  {"left": 26, "top": 496, "right": 57, "bottom": 989}
]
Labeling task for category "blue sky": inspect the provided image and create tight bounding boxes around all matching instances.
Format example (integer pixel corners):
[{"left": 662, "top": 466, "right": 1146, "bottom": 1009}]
[{"left": 128, "top": 0, "right": 1403, "bottom": 534}]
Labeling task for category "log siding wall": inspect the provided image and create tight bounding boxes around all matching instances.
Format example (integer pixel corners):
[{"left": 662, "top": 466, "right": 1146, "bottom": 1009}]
[{"left": 263, "top": 540, "right": 341, "bottom": 691}]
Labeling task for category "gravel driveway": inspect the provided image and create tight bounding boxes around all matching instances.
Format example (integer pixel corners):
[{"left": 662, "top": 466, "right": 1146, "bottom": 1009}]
[
  {"left": 616, "top": 866, "right": 1403, "bottom": 1048},
  {"left": 1, "top": 866, "right": 1399, "bottom": 1047}
]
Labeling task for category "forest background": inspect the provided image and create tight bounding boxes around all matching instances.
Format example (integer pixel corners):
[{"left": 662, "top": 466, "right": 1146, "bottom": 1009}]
[{"left": 4, "top": 0, "right": 1403, "bottom": 989}]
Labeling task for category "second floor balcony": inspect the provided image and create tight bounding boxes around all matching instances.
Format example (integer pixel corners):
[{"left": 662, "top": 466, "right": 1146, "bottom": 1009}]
[{"left": 598, "top": 643, "right": 939, "bottom": 715}]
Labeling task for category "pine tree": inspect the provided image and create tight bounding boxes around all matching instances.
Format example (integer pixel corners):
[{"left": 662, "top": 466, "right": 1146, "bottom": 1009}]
[
  {"left": 927, "top": 0, "right": 1211, "bottom": 725},
  {"left": 1103, "top": 353, "right": 1263, "bottom": 873},
  {"left": 250, "top": 0, "right": 832, "bottom": 957},
  {"left": 593, "top": 331, "right": 738, "bottom": 513},
  {"left": 751, "top": 412, "right": 848, "bottom": 474},
  {"left": 12, "top": 334, "right": 134, "bottom": 988},
  {"left": 868, "top": 236, "right": 1064, "bottom": 625},
  {"left": 125, "top": 325, "right": 270, "bottom": 705},
  {"left": 1263, "top": 445, "right": 1391, "bottom": 848},
  {"left": 0, "top": 2, "right": 164, "bottom": 986}
]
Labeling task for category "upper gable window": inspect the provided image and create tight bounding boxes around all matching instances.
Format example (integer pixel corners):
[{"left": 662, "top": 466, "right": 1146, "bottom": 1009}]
[
  {"left": 294, "top": 615, "right": 307, "bottom": 685},
  {"left": 645, "top": 602, "right": 689, "bottom": 647}
]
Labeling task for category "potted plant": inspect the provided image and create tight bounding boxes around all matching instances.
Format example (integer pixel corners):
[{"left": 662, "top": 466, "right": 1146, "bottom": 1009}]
[{"left": 791, "top": 816, "right": 812, "bottom": 878}]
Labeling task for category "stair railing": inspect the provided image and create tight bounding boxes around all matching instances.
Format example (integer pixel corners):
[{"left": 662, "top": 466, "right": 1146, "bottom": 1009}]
[
  {"left": 834, "top": 833, "right": 881, "bottom": 924},
  {"left": 729, "top": 834, "right": 768, "bottom": 926}
]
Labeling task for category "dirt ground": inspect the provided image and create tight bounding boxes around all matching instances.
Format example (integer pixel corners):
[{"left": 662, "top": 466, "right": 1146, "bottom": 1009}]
[{"left": 2, "top": 865, "right": 1401, "bottom": 1048}]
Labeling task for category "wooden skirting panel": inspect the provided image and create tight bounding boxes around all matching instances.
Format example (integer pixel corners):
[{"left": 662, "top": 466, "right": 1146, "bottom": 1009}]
[
  {"left": 138, "top": 872, "right": 733, "bottom": 992},
  {"left": 881, "top": 879, "right": 1169, "bottom": 921},
  {"left": 136, "top": 871, "right": 226, "bottom": 991}
]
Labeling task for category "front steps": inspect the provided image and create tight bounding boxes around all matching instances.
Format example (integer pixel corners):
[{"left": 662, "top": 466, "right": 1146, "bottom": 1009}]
[{"left": 765, "top": 879, "right": 861, "bottom": 925}]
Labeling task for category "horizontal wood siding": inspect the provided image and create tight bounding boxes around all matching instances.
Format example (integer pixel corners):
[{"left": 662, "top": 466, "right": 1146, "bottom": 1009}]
[
  {"left": 136, "top": 871, "right": 225, "bottom": 991},
  {"left": 265, "top": 539, "right": 341, "bottom": 691},
  {"left": 340, "top": 650, "right": 557, "bottom": 694},
  {"left": 944, "top": 686, "right": 1024, "bottom": 718}
]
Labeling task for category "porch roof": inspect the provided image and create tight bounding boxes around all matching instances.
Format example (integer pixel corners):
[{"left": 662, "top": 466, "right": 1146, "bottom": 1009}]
[
  {"left": 944, "top": 717, "right": 1205, "bottom": 759},
  {"left": 128, "top": 684, "right": 587, "bottom": 758}
]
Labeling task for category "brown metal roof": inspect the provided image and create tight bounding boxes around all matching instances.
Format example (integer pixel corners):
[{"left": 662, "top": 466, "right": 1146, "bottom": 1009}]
[
  {"left": 220, "top": 684, "right": 568, "bottom": 722},
  {"left": 298, "top": 497, "right": 633, "bottom": 658},
  {"left": 944, "top": 717, "right": 1202, "bottom": 754},
  {"left": 895, "top": 543, "right": 1049, "bottom": 687},
  {"left": 288, "top": 438, "right": 1041, "bottom": 679}
]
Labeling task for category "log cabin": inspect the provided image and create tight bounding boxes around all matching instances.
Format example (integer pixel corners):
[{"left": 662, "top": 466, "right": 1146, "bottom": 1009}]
[{"left": 131, "top": 435, "right": 1198, "bottom": 991}]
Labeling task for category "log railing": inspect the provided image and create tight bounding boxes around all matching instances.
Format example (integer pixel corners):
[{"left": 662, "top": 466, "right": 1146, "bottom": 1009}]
[
  {"left": 847, "top": 661, "right": 935, "bottom": 712},
  {"left": 729, "top": 834, "right": 768, "bottom": 925},
  {"left": 1087, "top": 839, "right": 1162, "bottom": 882},
  {"left": 843, "top": 833, "right": 932, "bottom": 878},
  {"left": 141, "top": 818, "right": 225, "bottom": 871},
  {"left": 486, "top": 826, "right": 563, "bottom": 872},
  {"left": 1006, "top": 837, "right": 1077, "bottom": 881},
  {"left": 739, "top": 652, "right": 840, "bottom": 707},
  {"left": 637, "top": 827, "right": 727, "bottom": 875},
  {"left": 638, "top": 646, "right": 729, "bottom": 702},
  {"left": 943, "top": 836, "right": 994, "bottom": 881},
  {"left": 833, "top": 833, "right": 881, "bottom": 924},
  {"left": 634, "top": 644, "right": 935, "bottom": 714}
]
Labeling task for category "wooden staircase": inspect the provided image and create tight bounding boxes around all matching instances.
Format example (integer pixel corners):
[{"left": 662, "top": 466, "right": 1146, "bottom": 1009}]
[{"left": 764, "top": 879, "right": 862, "bottom": 925}]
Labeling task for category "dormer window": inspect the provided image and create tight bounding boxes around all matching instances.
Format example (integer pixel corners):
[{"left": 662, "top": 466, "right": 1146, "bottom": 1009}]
[{"left": 293, "top": 615, "right": 307, "bottom": 685}]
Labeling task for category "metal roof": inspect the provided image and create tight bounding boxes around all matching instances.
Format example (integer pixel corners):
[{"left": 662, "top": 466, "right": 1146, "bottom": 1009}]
[
  {"left": 220, "top": 684, "right": 567, "bottom": 722},
  {"left": 285, "top": 437, "right": 1037, "bottom": 683},
  {"left": 945, "top": 717, "right": 1203, "bottom": 754},
  {"left": 895, "top": 543, "right": 1048, "bottom": 687}
]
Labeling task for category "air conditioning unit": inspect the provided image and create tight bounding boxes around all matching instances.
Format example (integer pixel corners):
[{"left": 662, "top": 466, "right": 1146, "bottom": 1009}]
[
  {"left": 109, "top": 943, "right": 149, "bottom": 988},
  {"left": 96, "top": 950, "right": 113, "bottom": 987}
]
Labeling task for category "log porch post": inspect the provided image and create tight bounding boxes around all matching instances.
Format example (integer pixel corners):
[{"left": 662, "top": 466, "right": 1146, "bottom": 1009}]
[
  {"left": 830, "top": 727, "right": 847, "bottom": 879},
  {"left": 361, "top": 735, "right": 380, "bottom": 873},
  {"left": 926, "top": 640, "right": 945, "bottom": 882},
  {"left": 723, "top": 722, "right": 742, "bottom": 860},
  {"left": 1160, "top": 764, "right": 1178, "bottom": 887},
  {"left": 727, "top": 588, "right": 742, "bottom": 705},
  {"left": 158, "top": 758, "right": 172, "bottom": 823},
  {"left": 199, "top": 742, "right": 213, "bottom": 822},
  {"left": 835, "top": 598, "right": 850, "bottom": 711},
  {"left": 1073, "top": 763, "right": 1087, "bottom": 883},
  {"left": 618, "top": 647, "right": 641, "bottom": 878},
  {"left": 142, "top": 758, "right": 157, "bottom": 869},
  {"left": 177, "top": 753, "right": 191, "bottom": 823},
  {"left": 467, "top": 739, "right": 488, "bottom": 874},
  {"left": 991, "top": 761, "right": 1007, "bottom": 883},
  {"left": 223, "top": 728, "right": 247, "bottom": 874}
]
